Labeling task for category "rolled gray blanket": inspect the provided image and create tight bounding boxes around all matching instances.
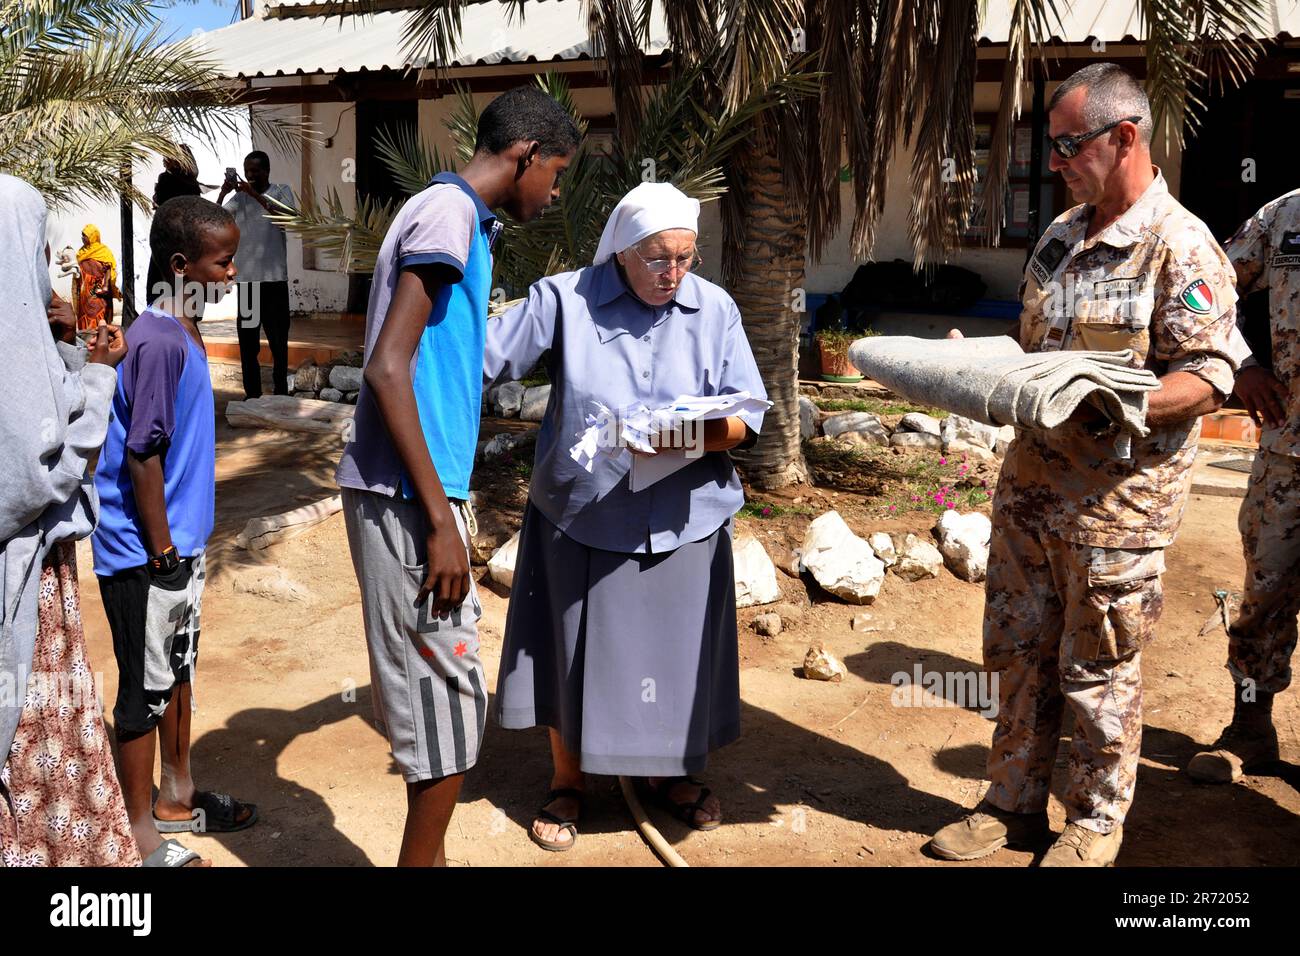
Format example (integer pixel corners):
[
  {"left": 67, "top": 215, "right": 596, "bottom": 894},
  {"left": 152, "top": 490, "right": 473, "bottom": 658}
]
[{"left": 848, "top": 335, "right": 1160, "bottom": 438}]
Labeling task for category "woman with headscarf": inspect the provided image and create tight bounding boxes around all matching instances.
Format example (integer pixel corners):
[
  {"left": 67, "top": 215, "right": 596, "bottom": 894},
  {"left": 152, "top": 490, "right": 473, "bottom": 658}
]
[
  {"left": 0, "top": 174, "right": 142, "bottom": 866},
  {"left": 75, "top": 224, "right": 120, "bottom": 331},
  {"left": 484, "top": 182, "right": 768, "bottom": 851}
]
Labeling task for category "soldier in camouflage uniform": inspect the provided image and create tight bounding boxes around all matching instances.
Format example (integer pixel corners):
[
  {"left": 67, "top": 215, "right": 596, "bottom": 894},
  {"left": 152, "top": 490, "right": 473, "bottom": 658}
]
[
  {"left": 1188, "top": 191, "right": 1300, "bottom": 783},
  {"left": 930, "top": 64, "right": 1247, "bottom": 867}
]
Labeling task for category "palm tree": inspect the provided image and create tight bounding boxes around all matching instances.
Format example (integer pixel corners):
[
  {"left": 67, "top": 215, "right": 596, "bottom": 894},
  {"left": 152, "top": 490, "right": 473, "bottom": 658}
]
[
  {"left": 0, "top": 0, "right": 294, "bottom": 207},
  {"left": 329, "top": 0, "right": 1269, "bottom": 489}
]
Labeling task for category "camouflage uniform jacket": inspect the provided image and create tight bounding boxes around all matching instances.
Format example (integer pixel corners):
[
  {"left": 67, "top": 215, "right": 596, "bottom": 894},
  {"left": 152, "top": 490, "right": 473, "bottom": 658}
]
[
  {"left": 1000, "top": 169, "right": 1244, "bottom": 549},
  {"left": 1223, "top": 188, "right": 1300, "bottom": 457}
]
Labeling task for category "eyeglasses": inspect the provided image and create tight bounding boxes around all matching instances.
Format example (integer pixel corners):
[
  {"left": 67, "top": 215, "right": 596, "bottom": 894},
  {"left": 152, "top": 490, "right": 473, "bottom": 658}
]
[
  {"left": 1047, "top": 116, "right": 1141, "bottom": 159},
  {"left": 628, "top": 246, "right": 702, "bottom": 276}
]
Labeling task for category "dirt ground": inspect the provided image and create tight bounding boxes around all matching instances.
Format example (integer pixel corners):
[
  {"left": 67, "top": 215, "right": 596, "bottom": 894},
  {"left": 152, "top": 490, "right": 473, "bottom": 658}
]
[{"left": 73, "top": 384, "right": 1300, "bottom": 867}]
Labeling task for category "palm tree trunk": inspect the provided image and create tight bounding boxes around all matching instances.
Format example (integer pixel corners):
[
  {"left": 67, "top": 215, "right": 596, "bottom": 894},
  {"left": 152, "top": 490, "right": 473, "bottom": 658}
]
[{"left": 729, "top": 147, "right": 809, "bottom": 490}]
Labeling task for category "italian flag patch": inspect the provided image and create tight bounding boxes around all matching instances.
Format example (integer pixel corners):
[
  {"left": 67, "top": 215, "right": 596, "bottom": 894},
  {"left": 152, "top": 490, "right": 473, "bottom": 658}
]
[{"left": 1181, "top": 278, "right": 1214, "bottom": 314}]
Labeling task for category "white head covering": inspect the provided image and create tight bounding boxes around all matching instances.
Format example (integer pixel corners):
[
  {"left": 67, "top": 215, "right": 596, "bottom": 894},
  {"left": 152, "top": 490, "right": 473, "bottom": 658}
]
[{"left": 593, "top": 181, "right": 700, "bottom": 266}]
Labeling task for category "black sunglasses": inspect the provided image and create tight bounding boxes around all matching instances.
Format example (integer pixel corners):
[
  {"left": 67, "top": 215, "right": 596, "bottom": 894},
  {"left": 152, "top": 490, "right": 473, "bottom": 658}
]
[{"left": 1047, "top": 116, "right": 1141, "bottom": 159}]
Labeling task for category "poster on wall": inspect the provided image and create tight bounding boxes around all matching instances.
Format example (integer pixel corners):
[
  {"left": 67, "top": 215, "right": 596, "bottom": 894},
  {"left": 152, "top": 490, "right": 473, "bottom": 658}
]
[{"left": 1010, "top": 124, "right": 1033, "bottom": 177}]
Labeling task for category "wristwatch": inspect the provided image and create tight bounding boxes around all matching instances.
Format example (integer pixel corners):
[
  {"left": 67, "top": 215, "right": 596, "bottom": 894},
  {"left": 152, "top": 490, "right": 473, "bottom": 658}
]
[{"left": 149, "top": 545, "right": 180, "bottom": 575}]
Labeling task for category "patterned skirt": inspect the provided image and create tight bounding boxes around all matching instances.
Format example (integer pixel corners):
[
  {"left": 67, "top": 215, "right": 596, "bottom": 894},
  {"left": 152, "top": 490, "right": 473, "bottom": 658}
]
[{"left": 0, "top": 542, "right": 140, "bottom": 867}]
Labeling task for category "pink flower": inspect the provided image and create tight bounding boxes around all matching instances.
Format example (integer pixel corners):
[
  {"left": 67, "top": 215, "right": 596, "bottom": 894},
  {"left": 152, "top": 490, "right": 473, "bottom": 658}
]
[
  {"left": 945, "top": 502, "right": 954, "bottom": 508},
  {"left": 888, "top": 505, "right": 897, "bottom": 512},
  {"left": 939, "top": 457, "right": 947, "bottom": 465}
]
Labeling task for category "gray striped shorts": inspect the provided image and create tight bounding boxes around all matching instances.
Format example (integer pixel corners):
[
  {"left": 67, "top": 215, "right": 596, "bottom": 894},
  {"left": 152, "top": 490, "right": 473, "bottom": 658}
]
[{"left": 341, "top": 487, "right": 486, "bottom": 782}]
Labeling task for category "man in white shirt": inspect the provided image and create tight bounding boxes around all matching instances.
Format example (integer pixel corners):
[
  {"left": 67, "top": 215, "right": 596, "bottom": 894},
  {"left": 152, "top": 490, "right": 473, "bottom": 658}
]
[{"left": 219, "top": 151, "right": 296, "bottom": 398}]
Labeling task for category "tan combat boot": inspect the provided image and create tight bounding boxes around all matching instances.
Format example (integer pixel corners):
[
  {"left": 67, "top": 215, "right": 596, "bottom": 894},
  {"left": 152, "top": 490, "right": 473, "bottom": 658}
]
[
  {"left": 930, "top": 801, "right": 1051, "bottom": 861},
  {"left": 1039, "top": 822, "right": 1123, "bottom": 867},
  {"left": 1188, "top": 688, "right": 1279, "bottom": 784}
]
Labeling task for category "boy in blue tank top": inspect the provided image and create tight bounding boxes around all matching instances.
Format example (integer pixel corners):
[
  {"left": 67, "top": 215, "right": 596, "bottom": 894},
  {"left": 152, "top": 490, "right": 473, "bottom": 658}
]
[
  {"left": 93, "top": 197, "right": 254, "bottom": 868},
  {"left": 335, "top": 87, "right": 579, "bottom": 866}
]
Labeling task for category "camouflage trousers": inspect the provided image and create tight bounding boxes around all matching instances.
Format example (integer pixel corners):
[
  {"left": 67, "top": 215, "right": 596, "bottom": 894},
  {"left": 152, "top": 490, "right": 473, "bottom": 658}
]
[
  {"left": 1229, "top": 448, "right": 1300, "bottom": 694},
  {"left": 982, "top": 519, "right": 1165, "bottom": 834}
]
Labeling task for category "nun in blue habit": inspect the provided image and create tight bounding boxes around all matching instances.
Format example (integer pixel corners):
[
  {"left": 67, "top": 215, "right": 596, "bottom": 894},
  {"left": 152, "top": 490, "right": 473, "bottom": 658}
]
[{"left": 483, "top": 182, "right": 768, "bottom": 851}]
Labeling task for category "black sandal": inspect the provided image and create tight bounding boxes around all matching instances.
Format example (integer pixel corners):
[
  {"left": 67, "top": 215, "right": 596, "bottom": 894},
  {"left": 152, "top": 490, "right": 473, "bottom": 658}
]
[
  {"left": 642, "top": 776, "right": 722, "bottom": 831},
  {"left": 153, "top": 790, "right": 258, "bottom": 834},
  {"left": 529, "top": 787, "right": 584, "bottom": 852}
]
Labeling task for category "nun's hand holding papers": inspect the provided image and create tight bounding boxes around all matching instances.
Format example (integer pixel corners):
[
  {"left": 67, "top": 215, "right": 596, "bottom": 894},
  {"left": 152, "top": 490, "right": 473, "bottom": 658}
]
[{"left": 569, "top": 391, "right": 772, "bottom": 491}]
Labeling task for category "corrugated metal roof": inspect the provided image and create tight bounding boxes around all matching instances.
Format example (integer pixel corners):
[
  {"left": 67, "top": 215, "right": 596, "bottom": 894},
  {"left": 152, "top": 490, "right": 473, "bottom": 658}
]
[
  {"left": 978, "top": 0, "right": 1300, "bottom": 43},
  {"left": 200, "top": 1, "right": 1300, "bottom": 81},
  {"left": 196, "top": 0, "right": 668, "bottom": 78}
]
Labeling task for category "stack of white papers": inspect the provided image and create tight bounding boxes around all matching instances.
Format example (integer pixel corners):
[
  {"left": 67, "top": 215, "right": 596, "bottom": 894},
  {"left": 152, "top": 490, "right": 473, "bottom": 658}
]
[{"left": 567, "top": 391, "right": 773, "bottom": 491}]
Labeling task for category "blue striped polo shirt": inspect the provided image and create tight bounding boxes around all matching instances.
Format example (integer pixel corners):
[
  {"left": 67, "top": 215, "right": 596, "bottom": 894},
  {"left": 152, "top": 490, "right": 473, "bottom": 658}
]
[{"left": 336, "top": 172, "right": 500, "bottom": 501}]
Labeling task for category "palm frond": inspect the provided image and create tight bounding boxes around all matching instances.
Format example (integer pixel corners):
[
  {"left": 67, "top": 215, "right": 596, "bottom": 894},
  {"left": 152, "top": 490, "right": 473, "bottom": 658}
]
[
  {"left": 443, "top": 83, "right": 481, "bottom": 164},
  {"left": 662, "top": 0, "right": 716, "bottom": 63},
  {"left": 0, "top": 0, "right": 154, "bottom": 59},
  {"left": 372, "top": 120, "right": 457, "bottom": 194},
  {"left": 1, "top": 5, "right": 305, "bottom": 207},
  {"left": 1139, "top": 0, "right": 1268, "bottom": 147},
  {"left": 905, "top": 0, "right": 980, "bottom": 266},
  {"left": 270, "top": 184, "right": 399, "bottom": 274},
  {"left": 715, "top": 0, "right": 804, "bottom": 112},
  {"left": 584, "top": 0, "right": 652, "bottom": 147}
]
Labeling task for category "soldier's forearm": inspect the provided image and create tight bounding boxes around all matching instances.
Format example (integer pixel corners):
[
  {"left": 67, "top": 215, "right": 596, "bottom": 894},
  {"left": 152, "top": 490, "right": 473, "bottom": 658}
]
[{"left": 1146, "top": 370, "right": 1224, "bottom": 427}]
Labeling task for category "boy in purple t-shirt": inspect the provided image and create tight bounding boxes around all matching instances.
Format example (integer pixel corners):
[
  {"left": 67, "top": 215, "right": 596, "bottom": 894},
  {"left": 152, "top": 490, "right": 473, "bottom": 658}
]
[{"left": 92, "top": 197, "right": 253, "bottom": 868}]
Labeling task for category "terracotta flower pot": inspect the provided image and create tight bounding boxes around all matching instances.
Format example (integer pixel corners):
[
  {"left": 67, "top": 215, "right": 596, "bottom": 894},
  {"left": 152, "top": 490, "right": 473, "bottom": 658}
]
[{"left": 818, "top": 340, "right": 863, "bottom": 383}]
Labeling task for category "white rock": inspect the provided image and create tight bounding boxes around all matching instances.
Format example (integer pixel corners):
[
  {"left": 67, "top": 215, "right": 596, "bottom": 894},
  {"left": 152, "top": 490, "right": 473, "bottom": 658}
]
[
  {"left": 752, "top": 613, "right": 783, "bottom": 637},
  {"left": 329, "top": 365, "right": 365, "bottom": 393},
  {"left": 935, "top": 510, "right": 992, "bottom": 583},
  {"left": 867, "top": 532, "right": 897, "bottom": 567},
  {"left": 803, "top": 641, "right": 847, "bottom": 682},
  {"left": 891, "top": 431, "right": 942, "bottom": 451},
  {"left": 893, "top": 533, "right": 943, "bottom": 581},
  {"left": 490, "top": 381, "right": 526, "bottom": 418},
  {"left": 487, "top": 532, "right": 520, "bottom": 589},
  {"left": 483, "top": 432, "right": 526, "bottom": 459},
  {"left": 800, "top": 511, "right": 886, "bottom": 604},
  {"left": 994, "top": 425, "right": 1016, "bottom": 457},
  {"left": 851, "top": 613, "right": 879, "bottom": 633},
  {"left": 319, "top": 387, "right": 344, "bottom": 403},
  {"left": 941, "top": 414, "right": 1001, "bottom": 452},
  {"left": 898, "top": 412, "right": 941, "bottom": 436},
  {"left": 227, "top": 395, "right": 354, "bottom": 435},
  {"left": 229, "top": 566, "right": 311, "bottom": 603},
  {"left": 799, "top": 395, "right": 818, "bottom": 440},
  {"left": 734, "top": 536, "right": 781, "bottom": 608},
  {"left": 520, "top": 384, "right": 551, "bottom": 422},
  {"left": 292, "top": 361, "right": 328, "bottom": 393},
  {"left": 824, "top": 412, "right": 890, "bottom": 444},
  {"left": 945, "top": 439, "right": 999, "bottom": 463}
]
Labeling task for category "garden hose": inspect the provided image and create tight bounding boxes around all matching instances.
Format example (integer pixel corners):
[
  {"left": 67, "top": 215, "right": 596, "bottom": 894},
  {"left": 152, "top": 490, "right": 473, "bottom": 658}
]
[{"left": 618, "top": 776, "right": 689, "bottom": 868}]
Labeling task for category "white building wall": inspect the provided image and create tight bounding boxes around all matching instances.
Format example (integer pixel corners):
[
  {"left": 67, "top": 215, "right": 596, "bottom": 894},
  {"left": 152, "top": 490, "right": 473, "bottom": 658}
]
[{"left": 252, "top": 91, "right": 355, "bottom": 314}]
